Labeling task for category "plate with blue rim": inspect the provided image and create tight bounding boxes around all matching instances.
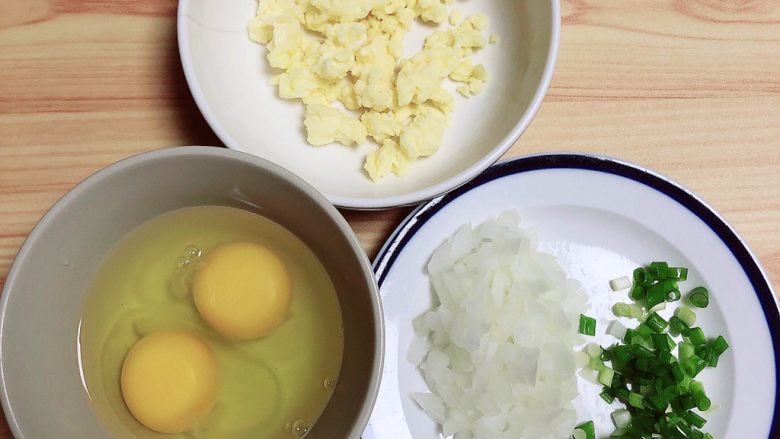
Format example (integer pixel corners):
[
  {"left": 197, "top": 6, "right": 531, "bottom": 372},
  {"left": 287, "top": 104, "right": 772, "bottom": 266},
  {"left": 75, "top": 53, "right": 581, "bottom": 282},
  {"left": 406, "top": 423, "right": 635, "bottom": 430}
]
[{"left": 363, "top": 154, "right": 778, "bottom": 439}]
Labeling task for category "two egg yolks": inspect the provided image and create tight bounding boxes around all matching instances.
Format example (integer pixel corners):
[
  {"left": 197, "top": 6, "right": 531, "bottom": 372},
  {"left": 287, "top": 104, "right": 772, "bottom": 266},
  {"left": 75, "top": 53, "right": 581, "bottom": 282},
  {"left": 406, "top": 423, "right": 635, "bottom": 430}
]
[{"left": 120, "top": 242, "right": 293, "bottom": 433}]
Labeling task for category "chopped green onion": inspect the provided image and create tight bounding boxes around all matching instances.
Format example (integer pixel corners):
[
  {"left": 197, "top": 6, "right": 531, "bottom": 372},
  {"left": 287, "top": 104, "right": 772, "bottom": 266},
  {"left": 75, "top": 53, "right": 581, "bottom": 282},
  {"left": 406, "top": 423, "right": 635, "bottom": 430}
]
[
  {"left": 687, "top": 327, "right": 707, "bottom": 345},
  {"left": 628, "top": 392, "right": 645, "bottom": 408},
  {"left": 684, "top": 356, "right": 707, "bottom": 378},
  {"left": 595, "top": 262, "right": 725, "bottom": 438},
  {"left": 590, "top": 356, "right": 605, "bottom": 371},
  {"left": 628, "top": 283, "right": 646, "bottom": 301},
  {"left": 644, "top": 312, "right": 668, "bottom": 333},
  {"left": 662, "top": 266, "right": 688, "bottom": 281},
  {"left": 574, "top": 420, "right": 595, "bottom": 439},
  {"left": 633, "top": 268, "right": 654, "bottom": 287},
  {"left": 669, "top": 316, "right": 691, "bottom": 336},
  {"left": 579, "top": 314, "right": 597, "bottom": 336},
  {"left": 646, "top": 279, "right": 677, "bottom": 309},
  {"left": 647, "top": 261, "right": 669, "bottom": 277},
  {"left": 675, "top": 306, "right": 697, "bottom": 326},
  {"left": 710, "top": 335, "right": 729, "bottom": 356},
  {"left": 651, "top": 333, "right": 676, "bottom": 351},
  {"left": 679, "top": 341, "right": 695, "bottom": 364},
  {"left": 612, "top": 302, "right": 631, "bottom": 318},
  {"left": 688, "top": 287, "right": 710, "bottom": 308},
  {"left": 598, "top": 367, "right": 615, "bottom": 386},
  {"left": 609, "top": 276, "right": 632, "bottom": 291},
  {"left": 586, "top": 343, "right": 603, "bottom": 358},
  {"left": 666, "top": 289, "right": 682, "bottom": 302}
]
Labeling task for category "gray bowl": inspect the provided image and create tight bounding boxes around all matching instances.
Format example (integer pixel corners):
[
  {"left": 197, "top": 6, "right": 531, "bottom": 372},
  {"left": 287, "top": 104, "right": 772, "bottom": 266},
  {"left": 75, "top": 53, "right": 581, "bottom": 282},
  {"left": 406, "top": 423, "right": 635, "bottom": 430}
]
[{"left": 0, "top": 146, "right": 383, "bottom": 438}]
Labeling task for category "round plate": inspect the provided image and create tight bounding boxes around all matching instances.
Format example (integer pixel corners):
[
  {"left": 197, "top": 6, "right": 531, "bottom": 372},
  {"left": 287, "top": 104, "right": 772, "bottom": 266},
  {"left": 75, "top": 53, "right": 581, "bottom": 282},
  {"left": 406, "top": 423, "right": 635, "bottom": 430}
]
[
  {"left": 177, "top": 0, "right": 559, "bottom": 209},
  {"left": 365, "top": 154, "right": 778, "bottom": 438}
]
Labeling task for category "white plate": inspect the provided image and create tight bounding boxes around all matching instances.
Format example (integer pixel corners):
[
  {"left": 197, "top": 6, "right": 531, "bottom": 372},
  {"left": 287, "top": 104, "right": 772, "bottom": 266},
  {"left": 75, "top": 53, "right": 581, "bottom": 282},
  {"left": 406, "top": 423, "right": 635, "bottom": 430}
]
[
  {"left": 177, "top": 0, "right": 559, "bottom": 209},
  {"left": 365, "top": 154, "right": 779, "bottom": 438}
]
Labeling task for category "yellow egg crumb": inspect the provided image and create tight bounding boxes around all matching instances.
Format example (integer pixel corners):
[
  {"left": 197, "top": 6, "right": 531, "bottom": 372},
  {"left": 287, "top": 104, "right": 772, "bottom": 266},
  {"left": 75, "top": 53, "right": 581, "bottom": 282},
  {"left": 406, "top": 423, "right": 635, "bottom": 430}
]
[
  {"left": 193, "top": 242, "right": 293, "bottom": 340},
  {"left": 449, "top": 10, "right": 463, "bottom": 25},
  {"left": 121, "top": 331, "right": 218, "bottom": 434},
  {"left": 304, "top": 104, "right": 368, "bottom": 146},
  {"left": 248, "top": 0, "right": 496, "bottom": 181}
]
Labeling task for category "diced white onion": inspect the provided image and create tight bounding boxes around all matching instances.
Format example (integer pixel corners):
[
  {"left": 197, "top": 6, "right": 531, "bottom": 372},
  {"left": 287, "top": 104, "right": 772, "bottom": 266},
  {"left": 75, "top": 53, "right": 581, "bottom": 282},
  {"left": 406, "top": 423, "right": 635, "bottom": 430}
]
[
  {"left": 411, "top": 212, "right": 588, "bottom": 438},
  {"left": 411, "top": 392, "right": 446, "bottom": 424},
  {"left": 607, "top": 320, "right": 628, "bottom": 340},
  {"left": 611, "top": 408, "right": 632, "bottom": 429}
]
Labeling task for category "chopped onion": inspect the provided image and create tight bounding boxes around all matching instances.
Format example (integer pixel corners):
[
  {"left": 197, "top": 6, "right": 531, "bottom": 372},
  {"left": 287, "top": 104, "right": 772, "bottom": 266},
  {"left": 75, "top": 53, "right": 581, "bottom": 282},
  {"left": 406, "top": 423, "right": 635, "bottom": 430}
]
[
  {"left": 606, "top": 320, "right": 628, "bottom": 340},
  {"left": 411, "top": 212, "right": 587, "bottom": 438},
  {"left": 411, "top": 392, "right": 446, "bottom": 424},
  {"left": 611, "top": 409, "right": 632, "bottom": 429}
]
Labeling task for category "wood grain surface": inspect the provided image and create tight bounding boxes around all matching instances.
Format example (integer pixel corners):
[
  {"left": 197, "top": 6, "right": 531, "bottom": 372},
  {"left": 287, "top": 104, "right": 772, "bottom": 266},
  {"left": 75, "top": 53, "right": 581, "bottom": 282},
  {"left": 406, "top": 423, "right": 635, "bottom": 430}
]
[{"left": 0, "top": 0, "right": 779, "bottom": 437}]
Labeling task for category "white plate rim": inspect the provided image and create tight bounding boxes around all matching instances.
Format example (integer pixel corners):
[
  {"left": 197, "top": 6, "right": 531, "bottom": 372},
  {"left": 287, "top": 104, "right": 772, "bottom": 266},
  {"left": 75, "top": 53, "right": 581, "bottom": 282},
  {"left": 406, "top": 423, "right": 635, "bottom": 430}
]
[{"left": 369, "top": 152, "right": 780, "bottom": 437}]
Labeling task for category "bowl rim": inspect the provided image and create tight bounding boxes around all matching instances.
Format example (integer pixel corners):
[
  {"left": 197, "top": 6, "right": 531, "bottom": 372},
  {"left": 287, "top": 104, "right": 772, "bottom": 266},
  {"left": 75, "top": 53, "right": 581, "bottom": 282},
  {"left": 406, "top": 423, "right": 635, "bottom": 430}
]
[
  {"left": 0, "top": 146, "right": 384, "bottom": 439},
  {"left": 176, "top": 0, "right": 562, "bottom": 210}
]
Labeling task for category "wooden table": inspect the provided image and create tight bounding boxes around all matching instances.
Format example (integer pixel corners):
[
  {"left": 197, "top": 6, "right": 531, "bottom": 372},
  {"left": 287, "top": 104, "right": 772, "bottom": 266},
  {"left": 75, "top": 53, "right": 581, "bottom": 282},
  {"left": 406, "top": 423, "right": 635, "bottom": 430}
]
[{"left": 0, "top": 0, "right": 778, "bottom": 437}]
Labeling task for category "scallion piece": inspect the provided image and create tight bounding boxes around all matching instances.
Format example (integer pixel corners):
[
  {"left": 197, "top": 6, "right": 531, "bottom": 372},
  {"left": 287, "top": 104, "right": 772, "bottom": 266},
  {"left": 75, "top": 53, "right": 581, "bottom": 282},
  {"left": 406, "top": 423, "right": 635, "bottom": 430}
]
[
  {"left": 598, "top": 367, "right": 615, "bottom": 387},
  {"left": 579, "top": 314, "right": 597, "bottom": 336},
  {"left": 662, "top": 266, "right": 688, "bottom": 281},
  {"left": 651, "top": 333, "right": 676, "bottom": 351},
  {"left": 666, "top": 288, "right": 682, "bottom": 302},
  {"left": 647, "top": 261, "right": 669, "bottom": 277},
  {"left": 687, "top": 327, "right": 706, "bottom": 345},
  {"left": 629, "top": 303, "right": 644, "bottom": 319},
  {"left": 646, "top": 279, "right": 677, "bottom": 309},
  {"left": 633, "top": 268, "right": 654, "bottom": 287},
  {"left": 696, "top": 395, "right": 712, "bottom": 411},
  {"left": 600, "top": 388, "right": 616, "bottom": 403},
  {"left": 684, "top": 356, "right": 707, "bottom": 378},
  {"left": 590, "top": 356, "right": 605, "bottom": 371},
  {"left": 669, "top": 316, "right": 690, "bottom": 336},
  {"left": 609, "top": 276, "right": 632, "bottom": 291},
  {"left": 683, "top": 410, "right": 707, "bottom": 428},
  {"left": 628, "top": 283, "right": 646, "bottom": 301},
  {"left": 645, "top": 312, "right": 668, "bottom": 333},
  {"left": 688, "top": 287, "right": 710, "bottom": 308},
  {"left": 612, "top": 302, "right": 631, "bottom": 318},
  {"left": 710, "top": 335, "right": 729, "bottom": 356},
  {"left": 675, "top": 306, "right": 697, "bottom": 326},
  {"left": 628, "top": 392, "right": 645, "bottom": 408},
  {"left": 574, "top": 420, "right": 596, "bottom": 439}
]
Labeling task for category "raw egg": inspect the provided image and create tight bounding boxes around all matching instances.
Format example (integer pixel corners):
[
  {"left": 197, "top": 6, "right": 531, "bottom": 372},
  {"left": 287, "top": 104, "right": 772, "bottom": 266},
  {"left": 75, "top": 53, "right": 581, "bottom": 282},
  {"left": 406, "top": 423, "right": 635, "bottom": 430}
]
[
  {"left": 120, "top": 331, "right": 218, "bottom": 434},
  {"left": 193, "top": 241, "right": 292, "bottom": 339},
  {"left": 79, "top": 206, "right": 343, "bottom": 438}
]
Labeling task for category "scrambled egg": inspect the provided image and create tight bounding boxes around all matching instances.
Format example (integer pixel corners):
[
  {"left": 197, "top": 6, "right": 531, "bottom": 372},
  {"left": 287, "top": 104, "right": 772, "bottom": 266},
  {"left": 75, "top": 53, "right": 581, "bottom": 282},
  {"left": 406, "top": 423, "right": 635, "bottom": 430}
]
[{"left": 248, "top": 0, "right": 492, "bottom": 181}]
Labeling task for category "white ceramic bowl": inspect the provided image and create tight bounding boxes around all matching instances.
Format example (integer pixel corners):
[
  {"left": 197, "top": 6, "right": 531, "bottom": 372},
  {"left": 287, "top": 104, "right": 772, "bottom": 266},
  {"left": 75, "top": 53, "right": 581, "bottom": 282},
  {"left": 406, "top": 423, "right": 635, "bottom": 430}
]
[
  {"left": 178, "top": 0, "right": 560, "bottom": 209},
  {"left": 0, "top": 147, "right": 383, "bottom": 439}
]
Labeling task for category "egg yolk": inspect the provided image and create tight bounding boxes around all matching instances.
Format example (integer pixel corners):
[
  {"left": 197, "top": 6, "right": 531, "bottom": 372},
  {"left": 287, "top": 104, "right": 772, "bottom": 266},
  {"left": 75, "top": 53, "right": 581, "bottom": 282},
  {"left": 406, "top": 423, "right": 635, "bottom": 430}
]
[
  {"left": 120, "top": 331, "right": 218, "bottom": 434},
  {"left": 193, "top": 241, "right": 292, "bottom": 340}
]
